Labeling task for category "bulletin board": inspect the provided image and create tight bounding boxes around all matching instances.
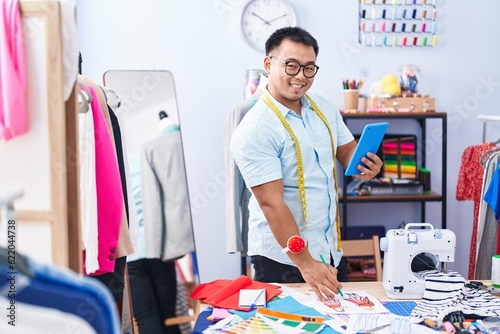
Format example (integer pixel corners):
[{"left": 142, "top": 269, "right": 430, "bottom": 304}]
[{"left": 358, "top": 0, "right": 438, "bottom": 47}]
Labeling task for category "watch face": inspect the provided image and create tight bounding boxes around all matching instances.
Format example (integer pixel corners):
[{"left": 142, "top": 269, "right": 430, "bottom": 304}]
[{"left": 240, "top": 0, "right": 297, "bottom": 52}]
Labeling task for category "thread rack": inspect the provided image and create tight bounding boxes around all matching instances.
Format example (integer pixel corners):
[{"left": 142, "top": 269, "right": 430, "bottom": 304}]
[{"left": 358, "top": 0, "right": 438, "bottom": 47}]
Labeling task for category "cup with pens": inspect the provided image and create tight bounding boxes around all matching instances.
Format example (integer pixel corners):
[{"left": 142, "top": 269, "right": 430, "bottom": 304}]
[{"left": 342, "top": 79, "right": 365, "bottom": 112}]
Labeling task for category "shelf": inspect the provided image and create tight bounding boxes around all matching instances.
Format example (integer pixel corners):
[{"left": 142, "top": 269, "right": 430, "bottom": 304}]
[
  {"left": 340, "top": 192, "right": 442, "bottom": 202},
  {"left": 341, "top": 113, "right": 447, "bottom": 236},
  {"left": 341, "top": 111, "right": 446, "bottom": 119}
]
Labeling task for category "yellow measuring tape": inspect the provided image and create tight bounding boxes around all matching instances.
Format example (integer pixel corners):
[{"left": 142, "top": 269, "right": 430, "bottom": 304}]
[{"left": 262, "top": 93, "right": 342, "bottom": 250}]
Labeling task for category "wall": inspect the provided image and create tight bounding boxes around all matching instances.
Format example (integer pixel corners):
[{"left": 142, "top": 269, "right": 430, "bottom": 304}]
[{"left": 76, "top": 0, "right": 500, "bottom": 281}]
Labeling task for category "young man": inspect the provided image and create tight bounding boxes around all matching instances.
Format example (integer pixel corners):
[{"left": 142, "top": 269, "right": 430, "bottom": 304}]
[{"left": 230, "top": 26, "right": 382, "bottom": 300}]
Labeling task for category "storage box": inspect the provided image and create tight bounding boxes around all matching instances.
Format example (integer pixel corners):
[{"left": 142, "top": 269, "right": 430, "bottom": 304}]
[{"left": 366, "top": 95, "right": 435, "bottom": 112}]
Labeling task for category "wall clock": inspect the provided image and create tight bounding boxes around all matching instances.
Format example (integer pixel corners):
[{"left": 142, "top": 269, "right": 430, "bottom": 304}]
[{"left": 240, "top": 0, "right": 297, "bottom": 52}]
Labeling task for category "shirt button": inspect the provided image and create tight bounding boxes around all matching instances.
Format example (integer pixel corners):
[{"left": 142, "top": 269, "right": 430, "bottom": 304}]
[
  {"left": 110, "top": 248, "right": 116, "bottom": 253},
  {"left": 109, "top": 255, "right": 114, "bottom": 261}
]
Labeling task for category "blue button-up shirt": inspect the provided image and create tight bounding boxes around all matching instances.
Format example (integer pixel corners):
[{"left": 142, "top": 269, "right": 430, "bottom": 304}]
[{"left": 231, "top": 89, "right": 354, "bottom": 267}]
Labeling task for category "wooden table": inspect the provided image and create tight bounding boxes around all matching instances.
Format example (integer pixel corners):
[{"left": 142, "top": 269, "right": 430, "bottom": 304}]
[{"left": 196, "top": 280, "right": 496, "bottom": 332}]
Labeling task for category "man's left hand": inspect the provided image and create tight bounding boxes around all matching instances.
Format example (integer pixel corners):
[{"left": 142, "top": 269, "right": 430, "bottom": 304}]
[{"left": 352, "top": 152, "right": 383, "bottom": 180}]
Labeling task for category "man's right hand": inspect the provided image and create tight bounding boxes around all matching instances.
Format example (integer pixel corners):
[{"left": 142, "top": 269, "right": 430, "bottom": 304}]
[{"left": 297, "top": 258, "right": 343, "bottom": 301}]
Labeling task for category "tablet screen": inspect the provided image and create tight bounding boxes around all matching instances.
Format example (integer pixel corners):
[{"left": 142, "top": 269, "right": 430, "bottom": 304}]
[{"left": 344, "top": 122, "right": 389, "bottom": 176}]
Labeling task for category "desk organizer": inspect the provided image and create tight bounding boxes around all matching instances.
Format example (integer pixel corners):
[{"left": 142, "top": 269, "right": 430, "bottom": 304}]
[{"left": 365, "top": 95, "right": 436, "bottom": 112}]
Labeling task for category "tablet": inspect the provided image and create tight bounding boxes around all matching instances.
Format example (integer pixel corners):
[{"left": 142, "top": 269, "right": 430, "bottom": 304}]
[{"left": 344, "top": 122, "right": 389, "bottom": 176}]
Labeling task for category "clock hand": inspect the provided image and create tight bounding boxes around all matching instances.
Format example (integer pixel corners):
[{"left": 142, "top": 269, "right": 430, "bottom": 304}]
[
  {"left": 252, "top": 12, "right": 271, "bottom": 25},
  {"left": 267, "top": 13, "right": 289, "bottom": 24}
]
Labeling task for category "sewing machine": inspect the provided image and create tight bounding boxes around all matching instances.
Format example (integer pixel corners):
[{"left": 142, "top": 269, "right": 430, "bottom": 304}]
[{"left": 380, "top": 223, "right": 456, "bottom": 299}]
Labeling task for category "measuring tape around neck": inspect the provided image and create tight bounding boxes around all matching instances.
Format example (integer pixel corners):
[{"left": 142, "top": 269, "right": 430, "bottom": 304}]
[{"left": 262, "top": 93, "right": 342, "bottom": 250}]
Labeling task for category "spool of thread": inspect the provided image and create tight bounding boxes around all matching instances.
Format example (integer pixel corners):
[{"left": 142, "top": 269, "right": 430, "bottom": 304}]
[
  {"left": 492, "top": 255, "right": 500, "bottom": 288},
  {"left": 423, "top": 318, "right": 438, "bottom": 328},
  {"left": 443, "top": 321, "right": 456, "bottom": 334}
]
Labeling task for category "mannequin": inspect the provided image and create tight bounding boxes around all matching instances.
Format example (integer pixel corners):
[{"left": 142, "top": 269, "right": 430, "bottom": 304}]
[
  {"left": 157, "top": 111, "right": 178, "bottom": 132},
  {"left": 127, "top": 110, "right": 193, "bottom": 334}
]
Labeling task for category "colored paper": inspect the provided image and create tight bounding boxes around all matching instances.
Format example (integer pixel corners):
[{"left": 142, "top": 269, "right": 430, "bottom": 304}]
[{"left": 190, "top": 275, "right": 281, "bottom": 311}]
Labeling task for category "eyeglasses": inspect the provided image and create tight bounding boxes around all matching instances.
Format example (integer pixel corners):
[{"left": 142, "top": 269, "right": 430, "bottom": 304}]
[{"left": 270, "top": 56, "right": 319, "bottom": 78}]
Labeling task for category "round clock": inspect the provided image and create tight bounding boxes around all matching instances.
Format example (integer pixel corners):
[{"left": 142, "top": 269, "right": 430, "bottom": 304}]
[{"left": 240, "top": 0, "right": 297, "bottom": 52}]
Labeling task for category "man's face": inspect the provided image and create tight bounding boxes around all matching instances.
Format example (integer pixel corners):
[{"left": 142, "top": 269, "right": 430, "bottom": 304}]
[{"left": 264, "top": 39, "right": 317, "bottom": 109}]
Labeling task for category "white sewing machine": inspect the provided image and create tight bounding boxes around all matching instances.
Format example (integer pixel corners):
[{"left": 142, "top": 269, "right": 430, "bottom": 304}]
[{"left": 380, "top": 223, "right": 456, "bottom": 299}]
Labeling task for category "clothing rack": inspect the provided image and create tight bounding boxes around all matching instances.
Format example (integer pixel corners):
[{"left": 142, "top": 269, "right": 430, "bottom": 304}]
[{"left": 478, "top": 114, "right": 500, "bottom": 143}]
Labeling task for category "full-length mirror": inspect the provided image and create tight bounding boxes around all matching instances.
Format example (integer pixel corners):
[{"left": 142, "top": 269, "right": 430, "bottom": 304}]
[{"left": 103, "top": 70, "right": 198, "bottom": 333}]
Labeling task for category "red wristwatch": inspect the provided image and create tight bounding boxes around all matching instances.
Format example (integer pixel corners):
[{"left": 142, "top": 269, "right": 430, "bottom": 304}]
[{"left": 281, "top": 235, "right": 306, "bottom": 254}]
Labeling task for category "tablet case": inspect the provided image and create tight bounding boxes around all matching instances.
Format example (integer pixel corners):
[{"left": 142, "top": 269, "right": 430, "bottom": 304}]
[{"left": 344, "top": 122, "right": 389, "bottom": 176}]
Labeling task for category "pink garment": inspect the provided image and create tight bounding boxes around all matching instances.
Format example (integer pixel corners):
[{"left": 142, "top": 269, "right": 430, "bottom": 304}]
[
  {"left": 0, "top": 0, "right": 27, "bottom": 140},
  {"left": 456, "top": 142, "right": 496, "bottom": 279},
  {"left": 84, "top": 85, "right": 123, "bottom": 275}
]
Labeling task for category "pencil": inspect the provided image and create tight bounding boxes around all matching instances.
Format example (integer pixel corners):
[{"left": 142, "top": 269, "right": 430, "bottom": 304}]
[{"left": 320, "top": 255, "right": 344, "bottom": 298}]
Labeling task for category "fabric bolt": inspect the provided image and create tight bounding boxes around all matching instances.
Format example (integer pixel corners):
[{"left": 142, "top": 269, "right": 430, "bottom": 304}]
[
  {"left": 0, "top": 0, "right": 27, "bottom": 141},
  {"left": 476, "top": 151, "right": 500, "bottom": 279},
  {"left": 410, "top": 270, "right": 500, "bottom": 322},
  {"left": 141, "top": 127, "right": 195, "bottom": 261},
  {"left": 231, "top": 89, "right": 353, "bottom": 268},
  {"left": 456, "top": 142, "right": 496, "bottom": 279},
  {"left": 85, "top": 85, "right": 123, "bottom": 275},
  {"left": 224, "top": 88, "right": 263, "bottom": 254},
  {"left": 78, "top": 89, "right": 99, "bottom": 275}
]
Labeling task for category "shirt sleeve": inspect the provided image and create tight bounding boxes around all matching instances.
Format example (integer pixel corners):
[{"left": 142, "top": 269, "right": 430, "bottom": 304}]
[{"left": 230, "top": 121, "right": 283, "bottom": 188}]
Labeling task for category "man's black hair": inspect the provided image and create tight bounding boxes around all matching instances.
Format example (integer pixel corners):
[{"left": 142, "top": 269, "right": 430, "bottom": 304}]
[{"left": 265, "top": 26, "right": 319, "bottom": 56}]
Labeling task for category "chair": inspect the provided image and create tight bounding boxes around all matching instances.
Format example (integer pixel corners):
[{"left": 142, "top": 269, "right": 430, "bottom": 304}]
[{"left": 342, "top": 235, "right": 383, "bottom": 281}]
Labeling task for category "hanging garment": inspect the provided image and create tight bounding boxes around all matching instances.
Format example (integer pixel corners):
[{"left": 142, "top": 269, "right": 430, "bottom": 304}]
[
  {"left": 456, "top": 142, "right": 496, "bottom": 279},
  {"left": 484, "top": 166, "right": 500, "bottom": 255},
  {"left": 141, "top": 128, "right": 195, "bottom": 261},
  {"left": 92, "top": 83, "right": 134, "bottom": 259},
  {"left": 0, "top": 249, "right": 121, "bottom": 334},
  {"left": 0, "top": 296, "right": 97, "bottom": 334},
  {"left": 475, "top": 150, "right": 500, "bottom": 279},
  {"left": 224, "top": 88, "right": 263, "bottom": 254},
  {"left": 0, "top": 0, "right": 27, "bottom": 140},
  {"left": 78, "top": 89, "right": 99, "bottom": 275},
  {"left": 85, "top": 85, "right": 123, "bottom": 275},
  {"left": 103, "top": 86, "right": 139, "bottom": 249}
]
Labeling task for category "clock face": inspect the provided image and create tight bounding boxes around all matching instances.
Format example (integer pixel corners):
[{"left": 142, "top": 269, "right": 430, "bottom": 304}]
[{"left": 240, "top": 0, "right": 297, "bottom": 52}]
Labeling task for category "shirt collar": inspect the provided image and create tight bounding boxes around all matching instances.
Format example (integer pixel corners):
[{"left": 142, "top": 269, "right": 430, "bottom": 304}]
[{"left": 264, "top": 87, "right": 311, "bottom": 117}]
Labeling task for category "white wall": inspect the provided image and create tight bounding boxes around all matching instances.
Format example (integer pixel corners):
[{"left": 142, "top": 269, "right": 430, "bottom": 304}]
[{"left": 76, "top": 0, "right": 500, "bottom": 281}]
